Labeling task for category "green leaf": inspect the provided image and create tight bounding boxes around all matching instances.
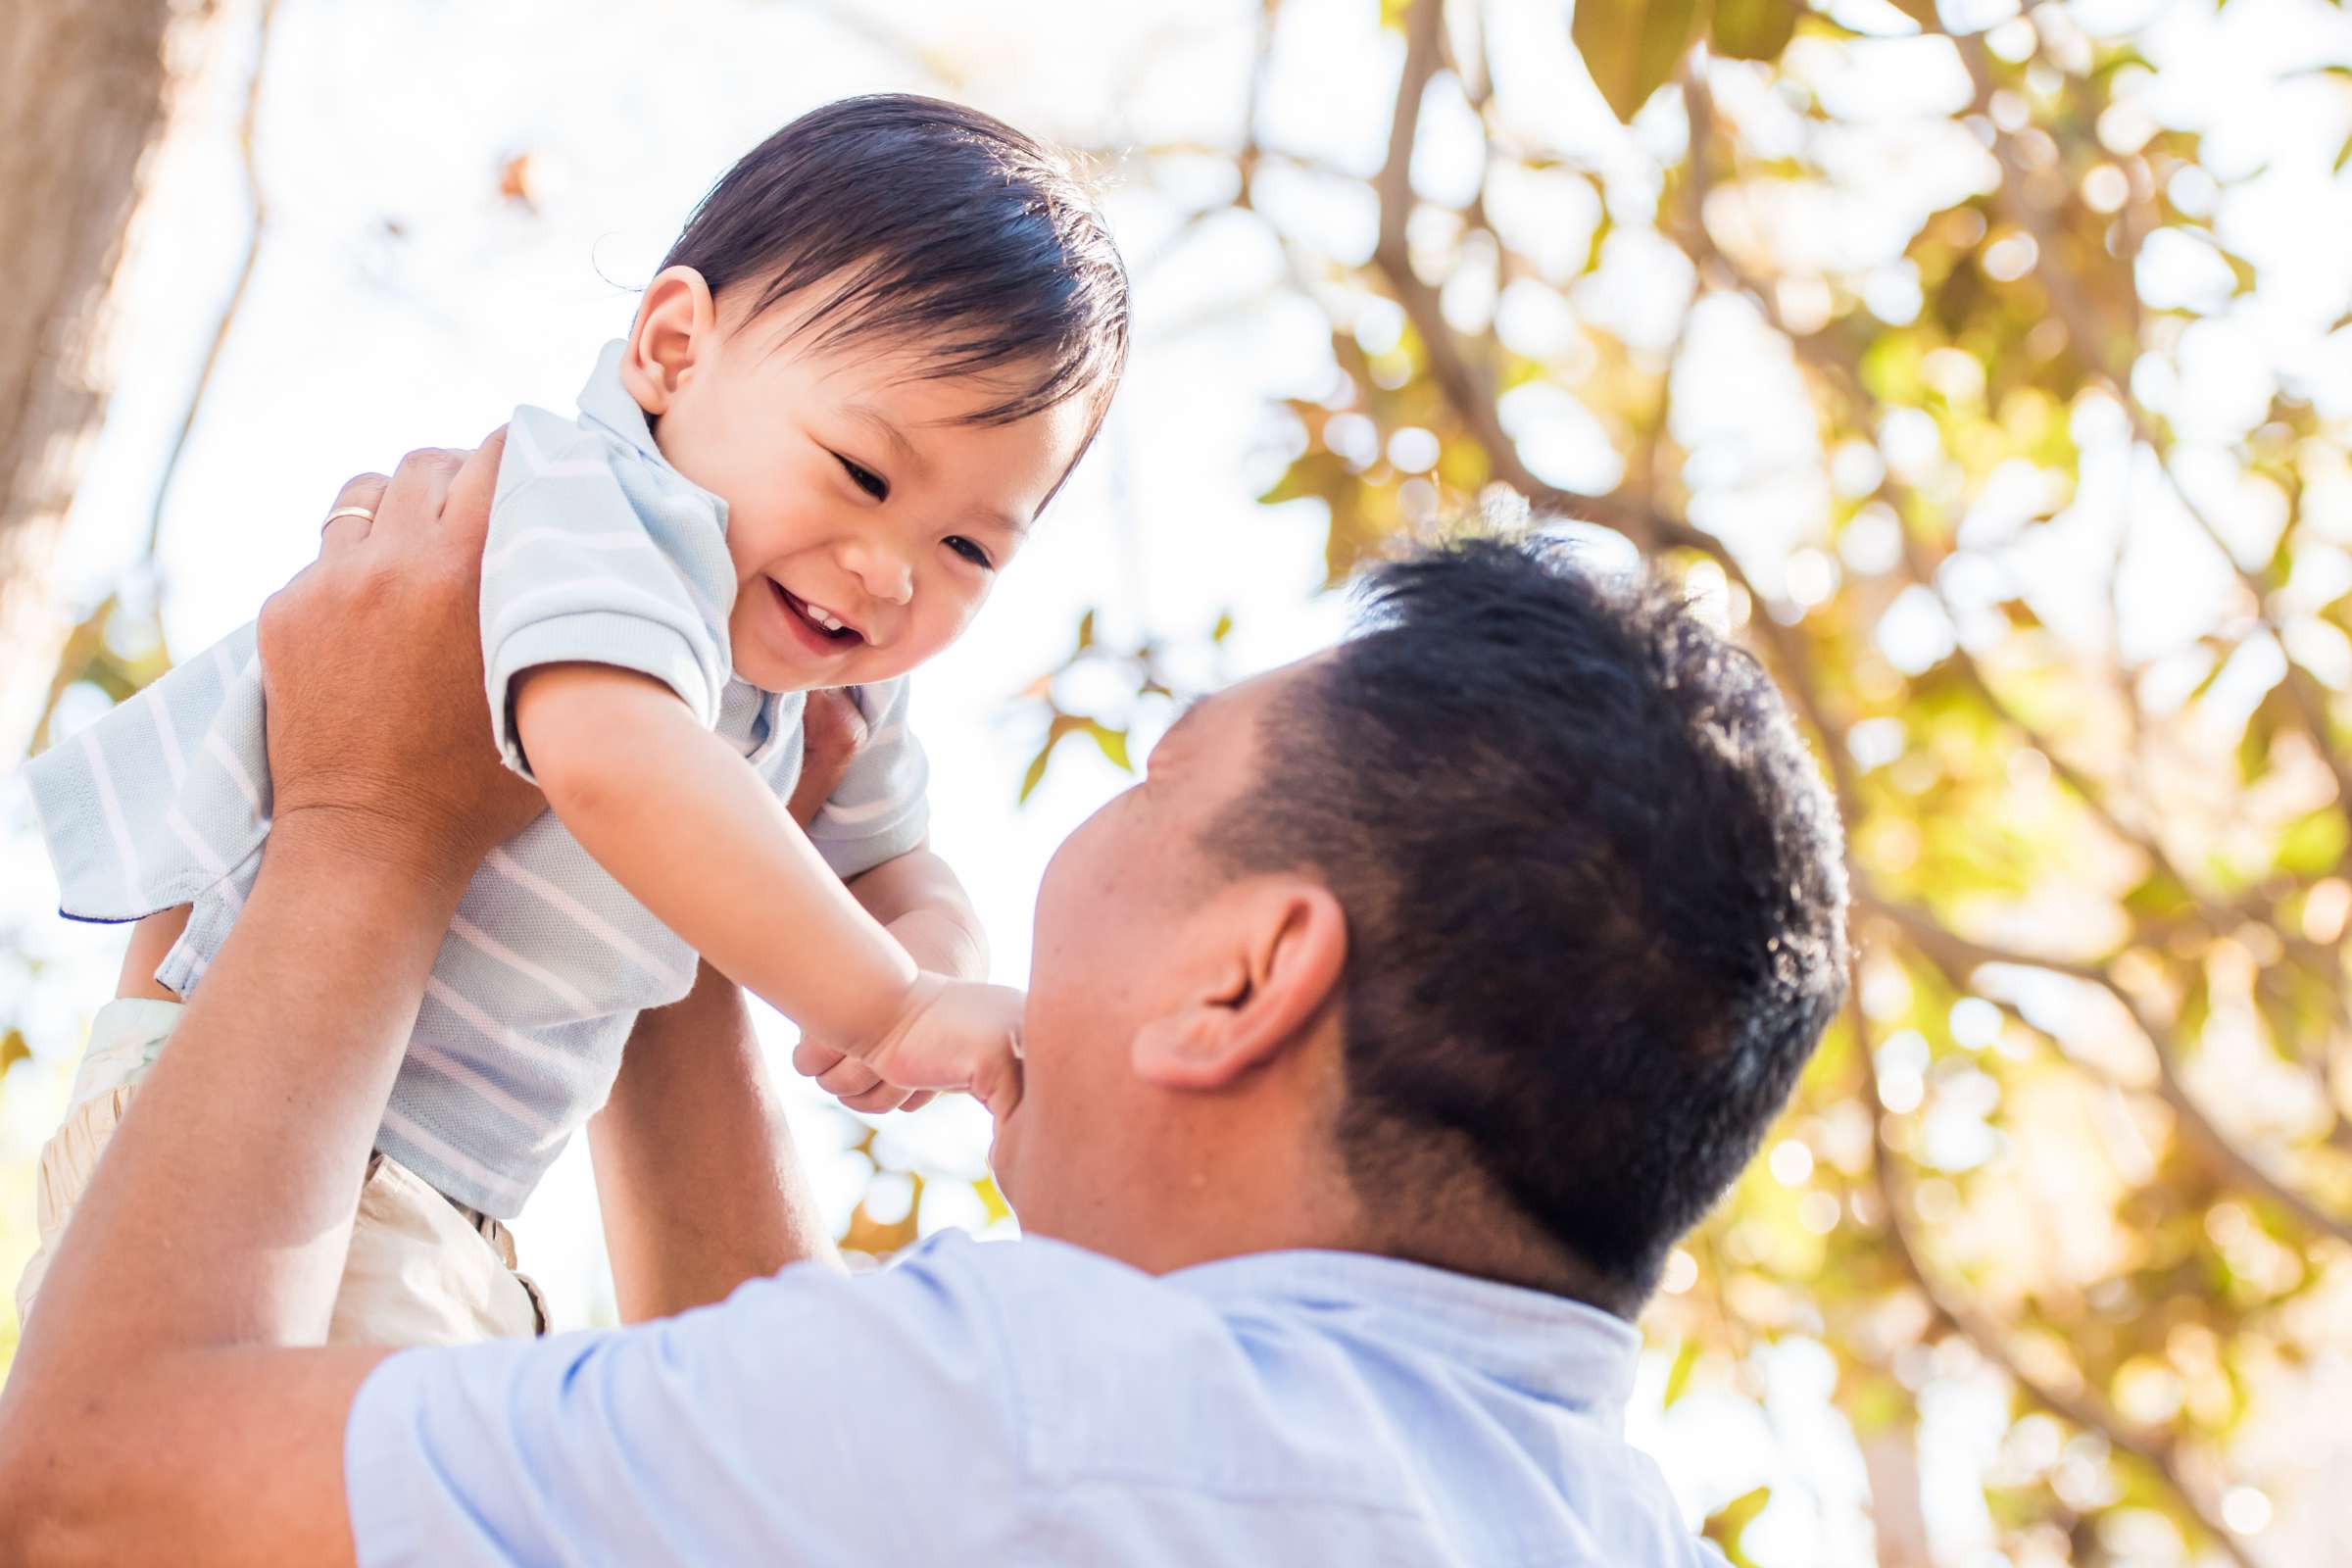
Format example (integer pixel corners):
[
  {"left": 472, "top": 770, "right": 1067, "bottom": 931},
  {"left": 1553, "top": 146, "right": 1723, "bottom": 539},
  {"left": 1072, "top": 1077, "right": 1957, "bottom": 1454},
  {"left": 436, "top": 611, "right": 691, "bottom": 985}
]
[
  {"left": 1573, "top": 0, "right": 1703, "bottom": 123},
  {"left": 2123, "top": 869, "right": 2196, "bottom": 922},
  {"left": 2238, "top": 684, "right": 2293, "bottom": 782},
  {"left": 2276, "top": 807, "right": 2348, "bottom": 876},
  {"left": 1710, "top": 0, "right": 1799, "bottom": 63}
]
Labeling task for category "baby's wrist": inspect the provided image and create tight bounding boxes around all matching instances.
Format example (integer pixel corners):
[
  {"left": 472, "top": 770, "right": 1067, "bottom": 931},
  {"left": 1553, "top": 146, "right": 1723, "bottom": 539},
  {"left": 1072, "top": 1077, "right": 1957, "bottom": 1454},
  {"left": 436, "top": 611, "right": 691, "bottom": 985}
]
[
  {"left": 887, "top": 908, "right": 986, "bottom": 982},
  {"left": 843, "top": 967, "right": 939, "bottom": 1062}
]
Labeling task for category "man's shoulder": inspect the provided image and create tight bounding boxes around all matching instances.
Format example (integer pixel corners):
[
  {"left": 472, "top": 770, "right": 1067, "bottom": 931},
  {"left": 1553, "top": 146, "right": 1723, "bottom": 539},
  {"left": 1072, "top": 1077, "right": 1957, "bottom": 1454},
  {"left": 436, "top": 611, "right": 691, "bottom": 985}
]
[
  {"left": 858, "top": 1236, "right": 1441, "bottom": 1504},
  {"left": 852, "top": 1233, "right": 1305, "bottom": 1427},
  {"left": 854, "top": 1236, "right": 1725, "bottom": 1566},
  {"left": 860, "top": 1231, "right": 1197, "bottom": 1341}
]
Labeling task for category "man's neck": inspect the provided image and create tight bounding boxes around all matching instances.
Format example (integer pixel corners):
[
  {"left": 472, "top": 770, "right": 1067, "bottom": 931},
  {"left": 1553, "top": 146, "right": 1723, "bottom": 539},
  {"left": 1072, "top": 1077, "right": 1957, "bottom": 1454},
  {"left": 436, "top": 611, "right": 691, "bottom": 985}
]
[{"left": 1029, "top": 1155, "right": 1629, "bottom": 1317}]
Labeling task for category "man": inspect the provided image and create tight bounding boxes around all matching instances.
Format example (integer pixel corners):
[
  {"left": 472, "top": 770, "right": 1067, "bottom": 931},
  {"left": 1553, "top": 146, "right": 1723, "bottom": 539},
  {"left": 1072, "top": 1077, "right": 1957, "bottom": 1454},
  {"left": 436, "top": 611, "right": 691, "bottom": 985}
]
[{"left": 0, "top": 438, "right": 1847, "bottom": 1565}]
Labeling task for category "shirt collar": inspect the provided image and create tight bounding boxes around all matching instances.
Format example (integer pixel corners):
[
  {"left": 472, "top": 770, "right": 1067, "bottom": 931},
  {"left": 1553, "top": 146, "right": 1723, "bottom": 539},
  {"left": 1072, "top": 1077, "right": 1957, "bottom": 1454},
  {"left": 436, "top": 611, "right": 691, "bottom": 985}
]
[
  {"left": 575, "top": 339, "right": 662, "bottom": 462},
  {"left": 1163, "top": 1247, "right": 1642, "bottom": 1425}
]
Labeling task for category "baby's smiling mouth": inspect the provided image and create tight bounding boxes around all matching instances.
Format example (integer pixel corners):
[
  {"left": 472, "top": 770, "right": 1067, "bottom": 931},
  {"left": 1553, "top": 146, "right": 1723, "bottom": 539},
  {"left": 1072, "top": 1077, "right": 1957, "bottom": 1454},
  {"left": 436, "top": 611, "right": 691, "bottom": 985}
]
[{"left": 772, "top": 581, "right": 866, "bottom": 645}]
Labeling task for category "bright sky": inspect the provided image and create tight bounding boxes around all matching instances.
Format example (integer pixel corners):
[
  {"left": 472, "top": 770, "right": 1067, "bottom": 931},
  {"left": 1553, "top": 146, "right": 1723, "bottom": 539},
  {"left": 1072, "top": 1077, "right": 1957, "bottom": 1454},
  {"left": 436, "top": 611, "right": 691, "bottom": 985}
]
[{"left": 6, "top": 0, "right": 2352, "bottom": 1560}]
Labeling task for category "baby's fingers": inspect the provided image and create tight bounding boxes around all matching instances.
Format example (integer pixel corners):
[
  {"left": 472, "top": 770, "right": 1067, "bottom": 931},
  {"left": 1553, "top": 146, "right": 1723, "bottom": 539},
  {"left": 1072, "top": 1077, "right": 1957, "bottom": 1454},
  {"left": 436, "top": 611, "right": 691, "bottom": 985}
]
[{"left": 965, "top": 1037, "right": 1023, "bottom": 1123}]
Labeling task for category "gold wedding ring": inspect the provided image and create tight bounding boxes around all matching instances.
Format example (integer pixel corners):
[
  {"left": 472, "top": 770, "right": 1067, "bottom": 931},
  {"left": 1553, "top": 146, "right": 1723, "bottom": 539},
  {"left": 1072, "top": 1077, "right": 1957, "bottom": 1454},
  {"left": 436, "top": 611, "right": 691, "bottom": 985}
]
[{"left": 321, "top": 505, "right": 375, "bottom": 533}]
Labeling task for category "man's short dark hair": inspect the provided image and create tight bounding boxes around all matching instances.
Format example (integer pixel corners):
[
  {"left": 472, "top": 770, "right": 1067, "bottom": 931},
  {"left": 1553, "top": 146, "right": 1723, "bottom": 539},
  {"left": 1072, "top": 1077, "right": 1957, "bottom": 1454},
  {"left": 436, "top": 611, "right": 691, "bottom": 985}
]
[
  {"left": 1213, "top": 535, "right": 1849, "bottom": 1312},
  {"left": 662, "top": 94, "right": 1129, "bottom": 426}
]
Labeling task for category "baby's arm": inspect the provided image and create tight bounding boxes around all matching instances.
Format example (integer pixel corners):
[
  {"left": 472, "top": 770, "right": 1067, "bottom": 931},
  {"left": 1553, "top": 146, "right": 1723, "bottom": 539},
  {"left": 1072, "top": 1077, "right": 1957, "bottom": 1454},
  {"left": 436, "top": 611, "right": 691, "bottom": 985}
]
[
  {"left": 117, "top": 906, "right": 192, "bottom": 1002},
  {"left": 848, "top": 848, "right": 989, "bottom": 982},
  {"left": 514, "top": 663, "right": 1018, "bottom": 1109},
  {"left": 786, "top": 848, "right": 993, "bottom": 1110}
]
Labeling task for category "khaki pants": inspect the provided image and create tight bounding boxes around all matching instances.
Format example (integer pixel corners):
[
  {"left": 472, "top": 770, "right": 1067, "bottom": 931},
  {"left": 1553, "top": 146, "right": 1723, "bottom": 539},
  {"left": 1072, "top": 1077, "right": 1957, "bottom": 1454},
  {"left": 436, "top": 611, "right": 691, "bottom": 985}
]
[{"left": 14, "top": 999, "right": 545, "bottom": 1347}]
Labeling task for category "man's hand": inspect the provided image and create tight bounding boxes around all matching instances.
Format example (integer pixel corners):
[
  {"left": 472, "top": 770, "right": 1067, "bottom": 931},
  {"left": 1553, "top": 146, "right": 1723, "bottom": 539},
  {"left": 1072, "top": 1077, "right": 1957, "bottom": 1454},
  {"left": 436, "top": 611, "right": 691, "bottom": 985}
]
[
  {"left": 788, "top": 688, "right": 869, "bottom": 826},
  {"left": 257, "top": 434, "right": 542, "bottom": 891}
]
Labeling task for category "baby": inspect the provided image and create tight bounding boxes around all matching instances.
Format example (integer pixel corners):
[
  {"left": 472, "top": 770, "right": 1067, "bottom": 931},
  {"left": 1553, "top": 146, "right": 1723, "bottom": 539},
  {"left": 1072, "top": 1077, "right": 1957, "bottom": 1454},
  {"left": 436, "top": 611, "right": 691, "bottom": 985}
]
[{"left": 17, "top": 95, "right": 1129, "bottom": 1344}]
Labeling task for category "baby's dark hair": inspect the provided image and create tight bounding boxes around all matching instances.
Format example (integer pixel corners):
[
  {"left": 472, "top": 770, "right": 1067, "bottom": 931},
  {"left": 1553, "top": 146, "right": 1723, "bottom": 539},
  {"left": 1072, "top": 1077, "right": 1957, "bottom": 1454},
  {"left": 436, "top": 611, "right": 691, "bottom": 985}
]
[{"left": 662, "top": 94, "right": 1129, "bottom": 427}]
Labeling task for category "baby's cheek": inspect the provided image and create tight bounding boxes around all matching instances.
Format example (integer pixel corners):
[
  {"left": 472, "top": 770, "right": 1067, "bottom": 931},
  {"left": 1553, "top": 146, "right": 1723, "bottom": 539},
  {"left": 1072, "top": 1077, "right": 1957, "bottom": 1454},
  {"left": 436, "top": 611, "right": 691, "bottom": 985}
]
[{"left": 928, "top": 590, "right": 989, "bottom": 655}]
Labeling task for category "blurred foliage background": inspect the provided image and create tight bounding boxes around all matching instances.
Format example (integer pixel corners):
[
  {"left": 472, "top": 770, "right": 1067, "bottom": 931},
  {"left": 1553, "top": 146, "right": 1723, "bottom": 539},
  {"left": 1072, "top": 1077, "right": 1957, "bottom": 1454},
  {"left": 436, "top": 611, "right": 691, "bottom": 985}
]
[{"left": 6, "top": 0, "right": 2352, "bottom": 1564}]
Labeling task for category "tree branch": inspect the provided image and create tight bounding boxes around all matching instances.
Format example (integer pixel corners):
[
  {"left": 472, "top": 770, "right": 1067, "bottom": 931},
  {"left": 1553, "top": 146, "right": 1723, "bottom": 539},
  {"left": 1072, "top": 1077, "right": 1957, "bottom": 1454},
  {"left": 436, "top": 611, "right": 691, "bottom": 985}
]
[
  {"left": 1950, "top": 31, "right": 2352, "bottom": 856},
  {"left": 145, "top": 0, "right": 278, "bottom": 571},
  {"left": 1854, "top": 999, "right": 2267, "bottom": 1568},
  {"left": 1861, "top": 897, "right": 2352, "bottom": 1247}
]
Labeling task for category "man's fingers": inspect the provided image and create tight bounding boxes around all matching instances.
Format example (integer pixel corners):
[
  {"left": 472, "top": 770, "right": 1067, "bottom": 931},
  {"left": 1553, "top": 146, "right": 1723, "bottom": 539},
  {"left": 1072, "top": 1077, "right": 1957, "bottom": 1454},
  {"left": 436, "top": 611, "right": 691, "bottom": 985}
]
[
  {"left": 840, "top": 1083, "right": 913, "bottom": 1114},
  {"left": 898, "top": 1091, "right": 936, "bottom": 1113},
  {"left": 318, "top": 472, "right": 389, "bottom": 557},
  {"left": 374, "top": 447, "right": 466, "bottom": 543},
  {"left": 792, "top": 1039, "right": 848, "bottom": 1080},
  {"left": 440, "top": 428, "right": 508, "bottom": 552},
  {"left": 814, "top": 1056, "right": 886, "bottom": 1100},
  {"left": 787, "top": 688, "right": 870, "bottom": 826}
]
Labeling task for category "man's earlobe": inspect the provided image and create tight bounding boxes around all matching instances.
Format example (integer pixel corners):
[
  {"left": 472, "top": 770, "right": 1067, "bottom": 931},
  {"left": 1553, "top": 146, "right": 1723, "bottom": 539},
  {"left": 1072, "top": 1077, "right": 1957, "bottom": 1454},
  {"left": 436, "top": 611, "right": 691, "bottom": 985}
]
[
  {"left": 1132, "top": 1004, "right": 1247, "bottom": 1092},
  {"left": 620, "top": 266, "right": 718, "bottom": 416}
]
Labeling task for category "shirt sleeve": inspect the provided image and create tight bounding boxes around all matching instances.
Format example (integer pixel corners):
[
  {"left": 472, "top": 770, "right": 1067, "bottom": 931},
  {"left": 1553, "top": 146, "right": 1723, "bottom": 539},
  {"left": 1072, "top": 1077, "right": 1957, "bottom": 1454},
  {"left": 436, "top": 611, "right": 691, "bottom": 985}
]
[
  {"left": 807, "top": 677, "right": 932, "bottom": 881},
  {"left": 343, "top": 1237, "right": 1024, "bottom": 1568},
  {"left": 480, "top": 404, "right": 739, "bottom": 781}
]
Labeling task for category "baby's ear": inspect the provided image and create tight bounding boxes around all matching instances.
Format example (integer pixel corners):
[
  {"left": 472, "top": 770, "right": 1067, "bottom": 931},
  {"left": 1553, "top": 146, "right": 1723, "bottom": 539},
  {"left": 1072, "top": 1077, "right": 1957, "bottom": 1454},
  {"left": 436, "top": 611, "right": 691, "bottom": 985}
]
[{"left": 622, "top": 266, "right": 718, "bottom": 415}]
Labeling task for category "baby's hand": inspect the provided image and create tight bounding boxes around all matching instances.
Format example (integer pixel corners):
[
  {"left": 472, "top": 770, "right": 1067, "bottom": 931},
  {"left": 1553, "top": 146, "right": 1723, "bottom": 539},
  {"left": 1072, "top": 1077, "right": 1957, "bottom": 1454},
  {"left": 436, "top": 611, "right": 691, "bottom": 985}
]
[{"left": 793, "top": 974, "right": 1024, "bottom": 1120}]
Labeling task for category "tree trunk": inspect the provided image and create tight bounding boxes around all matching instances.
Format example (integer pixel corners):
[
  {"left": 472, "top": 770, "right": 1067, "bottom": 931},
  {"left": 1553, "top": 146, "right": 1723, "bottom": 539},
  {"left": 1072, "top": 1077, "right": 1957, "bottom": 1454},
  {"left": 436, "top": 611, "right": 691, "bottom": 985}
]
[{"left": 0, "top": 0, "right": 220, "bottom": 753}]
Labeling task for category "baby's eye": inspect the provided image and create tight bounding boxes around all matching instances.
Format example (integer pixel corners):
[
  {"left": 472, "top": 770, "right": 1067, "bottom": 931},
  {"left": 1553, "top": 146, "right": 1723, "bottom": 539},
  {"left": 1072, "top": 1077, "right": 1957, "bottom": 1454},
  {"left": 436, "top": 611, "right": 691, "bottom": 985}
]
[
  {"left": 946, "top": 535, "right": 993, "bottom": 570},
  {"left": 834, "top": 452, "right": 888, "bottom": 501}
]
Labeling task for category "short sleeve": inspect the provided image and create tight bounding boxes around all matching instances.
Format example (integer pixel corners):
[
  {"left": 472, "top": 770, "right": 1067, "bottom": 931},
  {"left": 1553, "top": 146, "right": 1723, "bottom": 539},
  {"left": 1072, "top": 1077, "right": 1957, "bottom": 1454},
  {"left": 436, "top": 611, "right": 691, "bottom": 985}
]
[
  {"left": 480, "top": 404, "right": 738, "bottom": 781},
  {"left": 343, "top": 1236, "right": 1025, "bottom": 1567},
  {"left": 807, "top": 677, "right": 931, "bottom": 881}
]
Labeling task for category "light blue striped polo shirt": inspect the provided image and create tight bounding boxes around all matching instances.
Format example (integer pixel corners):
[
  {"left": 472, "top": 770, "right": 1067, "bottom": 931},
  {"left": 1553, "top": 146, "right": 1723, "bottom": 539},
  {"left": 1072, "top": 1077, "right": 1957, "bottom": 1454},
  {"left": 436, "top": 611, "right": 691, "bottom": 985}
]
[{"left": 24, "top": 343, "right": 931, "bottom": 1217}]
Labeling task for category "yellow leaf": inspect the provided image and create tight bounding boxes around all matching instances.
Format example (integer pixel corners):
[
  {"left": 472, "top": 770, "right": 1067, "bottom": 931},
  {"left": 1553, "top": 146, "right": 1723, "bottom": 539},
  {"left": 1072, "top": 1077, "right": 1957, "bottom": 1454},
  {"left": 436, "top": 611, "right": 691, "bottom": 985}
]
[
  {"left": 1087, "top": 721, "right": 1132, "bottom": 772},
  {"left": 1710, "top": 0, "right": 1798, "bottom": 62},
  {"left": 1662, "top": 1337, "right": 1703, "bottom": 1406},
  {"left": 1573, "top": 0, "right": 1703, "bottom": 123}
]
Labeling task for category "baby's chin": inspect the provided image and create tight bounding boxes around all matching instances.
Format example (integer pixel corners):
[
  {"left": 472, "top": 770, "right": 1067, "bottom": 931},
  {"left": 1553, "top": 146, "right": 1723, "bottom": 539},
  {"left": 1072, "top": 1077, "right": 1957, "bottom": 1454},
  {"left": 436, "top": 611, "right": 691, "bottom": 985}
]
[{"left": 734, "top": 646, "right": 913, "bottom": 696}]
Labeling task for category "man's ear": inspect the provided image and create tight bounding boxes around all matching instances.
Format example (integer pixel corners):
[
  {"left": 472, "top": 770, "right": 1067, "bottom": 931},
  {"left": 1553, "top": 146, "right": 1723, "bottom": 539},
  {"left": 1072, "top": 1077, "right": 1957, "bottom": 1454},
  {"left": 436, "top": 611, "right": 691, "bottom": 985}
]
[
  {"left": 621, "top": 266, "right": 718, "bottom": 416},
  {"left": 1133, "top": 881, "right": 1348, "bottom": 1092}
]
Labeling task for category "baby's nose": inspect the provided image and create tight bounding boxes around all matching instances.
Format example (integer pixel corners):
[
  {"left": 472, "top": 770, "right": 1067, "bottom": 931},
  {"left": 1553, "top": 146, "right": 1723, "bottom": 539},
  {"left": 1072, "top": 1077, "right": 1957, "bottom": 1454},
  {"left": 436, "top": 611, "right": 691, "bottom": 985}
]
[{"left": 846, "top": 544, "right": 913, "bottom": 605}]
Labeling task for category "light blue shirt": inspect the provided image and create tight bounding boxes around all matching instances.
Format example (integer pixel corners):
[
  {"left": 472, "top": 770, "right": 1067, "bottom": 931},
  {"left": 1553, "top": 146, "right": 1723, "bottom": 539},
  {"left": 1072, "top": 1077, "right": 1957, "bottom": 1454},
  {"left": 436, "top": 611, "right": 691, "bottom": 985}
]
[
  {"left": 24, "top": 343, "right": 930, "bottom": 1217},
  {"left": 344, "top": 1231, "right": 1727, "bottom": 1566}
]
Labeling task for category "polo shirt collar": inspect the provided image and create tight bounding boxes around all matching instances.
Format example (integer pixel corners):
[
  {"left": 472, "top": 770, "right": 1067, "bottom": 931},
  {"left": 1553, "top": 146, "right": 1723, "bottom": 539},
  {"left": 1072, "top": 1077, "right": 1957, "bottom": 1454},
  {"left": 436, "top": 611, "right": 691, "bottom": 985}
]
[
  {"left": 1165, "top": 1247, "right": 1642, "bottom": 1426},
  {"left": 575, "top": 339, "right": 663, "bottom": 462}
]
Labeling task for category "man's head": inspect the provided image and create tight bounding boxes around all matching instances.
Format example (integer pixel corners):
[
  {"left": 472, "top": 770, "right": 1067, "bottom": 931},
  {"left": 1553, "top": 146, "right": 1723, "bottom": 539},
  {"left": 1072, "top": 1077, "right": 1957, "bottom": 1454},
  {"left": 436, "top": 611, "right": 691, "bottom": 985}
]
[
  {"left": 618, "top": 95, "right": 1129, "bottom": 694},
  {"left": 998, "top": 536, "right": 1849, "bottom": 1316}
]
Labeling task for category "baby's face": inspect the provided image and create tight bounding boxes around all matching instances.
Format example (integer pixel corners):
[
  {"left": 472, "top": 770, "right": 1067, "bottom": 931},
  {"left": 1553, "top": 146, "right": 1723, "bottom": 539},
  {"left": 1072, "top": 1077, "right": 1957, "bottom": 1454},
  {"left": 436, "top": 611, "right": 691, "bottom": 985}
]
[{"left": 644, "top": 290, "right": 1090, "bottom": 694}]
